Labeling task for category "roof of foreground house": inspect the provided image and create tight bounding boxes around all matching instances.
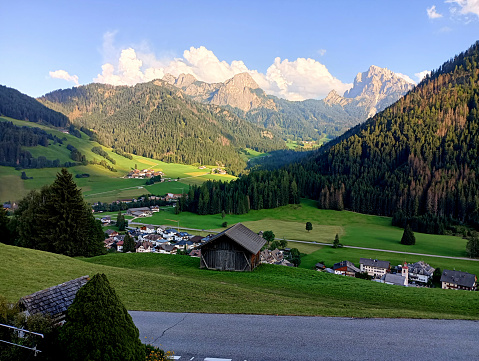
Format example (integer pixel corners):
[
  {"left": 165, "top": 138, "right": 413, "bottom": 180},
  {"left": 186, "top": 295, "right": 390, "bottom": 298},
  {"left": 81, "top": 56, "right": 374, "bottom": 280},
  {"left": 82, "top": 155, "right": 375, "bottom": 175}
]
[{"left": 19, "top": 275, "right": 90, "bottom": 321}]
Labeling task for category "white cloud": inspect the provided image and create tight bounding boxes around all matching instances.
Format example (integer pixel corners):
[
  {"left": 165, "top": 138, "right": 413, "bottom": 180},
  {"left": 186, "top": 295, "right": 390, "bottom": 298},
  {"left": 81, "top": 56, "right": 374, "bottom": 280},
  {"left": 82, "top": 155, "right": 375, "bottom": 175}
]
[
  {"left": 396, "top": 73, "right": 416, "bottom": 84},
  {"left": 427, "top": 5, "right": 443, "bottom": 19},
  {"left": 93, "top": 42, "right": 351, "bottom": 101},
  {"left": 49, "top": 70, "right": 79, "bottom": 85},
  {"left": 415, "top": 70, "right": 431, "bottom": 82},
  {"left": 446, "top": 0, "right": 479, "bottom": 17},
  {"left": 317, "top": 49, "right": 327, "bottom": 56}
]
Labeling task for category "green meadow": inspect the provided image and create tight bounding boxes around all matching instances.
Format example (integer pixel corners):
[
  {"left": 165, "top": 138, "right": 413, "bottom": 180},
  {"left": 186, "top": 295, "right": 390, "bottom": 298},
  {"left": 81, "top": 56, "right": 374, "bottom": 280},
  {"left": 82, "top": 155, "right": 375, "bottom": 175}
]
[
  {"left": 0, "top": 116, "right": 236, "bottom": 203},
  {"left": 1, "top": 243, "right": 478, "bottom": 319}
]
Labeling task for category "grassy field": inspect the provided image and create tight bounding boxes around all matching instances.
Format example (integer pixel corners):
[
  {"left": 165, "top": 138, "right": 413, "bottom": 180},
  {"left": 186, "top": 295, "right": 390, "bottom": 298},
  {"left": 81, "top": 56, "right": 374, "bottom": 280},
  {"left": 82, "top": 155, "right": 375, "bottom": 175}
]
[
  {"left": 1, "top": 243, "right": 478, "bottom": 319},
  {"left": 0, "top": 117, "right": 236, "bottom": 203},
  {"left": 132, "top": 199, "right": 469, "bottom": 260}
]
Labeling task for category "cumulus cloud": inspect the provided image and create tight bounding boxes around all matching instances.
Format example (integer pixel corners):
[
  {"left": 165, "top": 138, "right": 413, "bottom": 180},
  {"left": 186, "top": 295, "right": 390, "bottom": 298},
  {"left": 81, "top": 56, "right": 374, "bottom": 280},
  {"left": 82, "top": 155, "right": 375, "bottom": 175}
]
[
  {"left": 427, "top": 5, "right": 443, "bottom": 18},
  {"left": 49, "top": 70, "right": 79, "bottom": 85},
  {"left": 396, "top": 73, "right": 416, "bottom": 84},
  {"left": 415, "top": 70, "right": 431, "bottom": 82},
  {"left": 93, "top": 43, "right": 351, "bottom": 101},
  {"left": 446, "top": 0, "right": 479, "bottom": 17}
]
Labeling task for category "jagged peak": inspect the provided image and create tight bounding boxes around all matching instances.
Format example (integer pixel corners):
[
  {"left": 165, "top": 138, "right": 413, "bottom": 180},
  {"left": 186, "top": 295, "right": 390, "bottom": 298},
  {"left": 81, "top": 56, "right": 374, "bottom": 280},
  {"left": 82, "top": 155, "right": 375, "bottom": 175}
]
[{"left": 226, "top": 72, "right": 260, "bottom": 89}]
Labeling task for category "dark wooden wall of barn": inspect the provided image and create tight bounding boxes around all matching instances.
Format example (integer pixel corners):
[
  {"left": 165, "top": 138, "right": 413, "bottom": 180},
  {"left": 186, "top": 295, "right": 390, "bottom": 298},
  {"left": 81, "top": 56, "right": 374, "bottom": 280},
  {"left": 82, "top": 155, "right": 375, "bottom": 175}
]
[{"left": 201, "top": 236, "right": 258, "bottom": 271}]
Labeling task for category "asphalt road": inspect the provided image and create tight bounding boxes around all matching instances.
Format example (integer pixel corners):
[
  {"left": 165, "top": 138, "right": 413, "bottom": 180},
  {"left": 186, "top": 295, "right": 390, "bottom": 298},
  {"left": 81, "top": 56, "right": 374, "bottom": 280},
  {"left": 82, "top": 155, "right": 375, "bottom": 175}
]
[{"left": 131, "top": 311, "right": 479, "bottom": 361}]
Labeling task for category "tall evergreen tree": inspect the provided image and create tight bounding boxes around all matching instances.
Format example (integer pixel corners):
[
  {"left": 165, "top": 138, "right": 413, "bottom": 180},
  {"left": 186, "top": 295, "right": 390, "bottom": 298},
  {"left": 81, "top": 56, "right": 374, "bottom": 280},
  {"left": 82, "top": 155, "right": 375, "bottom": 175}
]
[
  {"left": 59, "top": 273, "right": 145, "bottom": 361},
  {"left": 123, "top": 234, "right": 136, "bottom": 253},
  {"left": 0, "top": 207, "right": 11, "bottom": 245},
  {"left": 401, "top": 224, "right": 416, "bottom": 245},
  {"left": 15, "top": 169, "right": 105, "bottom": 257}
]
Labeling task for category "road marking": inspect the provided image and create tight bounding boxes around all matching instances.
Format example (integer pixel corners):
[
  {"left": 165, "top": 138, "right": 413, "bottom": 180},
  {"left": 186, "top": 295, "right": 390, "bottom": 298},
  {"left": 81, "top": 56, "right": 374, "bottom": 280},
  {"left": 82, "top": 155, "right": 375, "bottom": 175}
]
[{"left": 204, "top": 358, "right": 232, "bottom": 361}]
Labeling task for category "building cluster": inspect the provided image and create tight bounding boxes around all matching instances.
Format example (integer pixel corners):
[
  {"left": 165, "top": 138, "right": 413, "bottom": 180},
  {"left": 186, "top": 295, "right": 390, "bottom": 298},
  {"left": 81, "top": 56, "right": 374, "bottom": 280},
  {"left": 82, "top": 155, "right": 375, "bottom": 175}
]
[
  {"left": 126, "top": 169, "right": 163, "bottom": 179},
  {"left": 104, "top": 225, "right": 205, "bottom": 255},
  {"left": 317, "top": 258, "right": 477, "bottom": 290}
]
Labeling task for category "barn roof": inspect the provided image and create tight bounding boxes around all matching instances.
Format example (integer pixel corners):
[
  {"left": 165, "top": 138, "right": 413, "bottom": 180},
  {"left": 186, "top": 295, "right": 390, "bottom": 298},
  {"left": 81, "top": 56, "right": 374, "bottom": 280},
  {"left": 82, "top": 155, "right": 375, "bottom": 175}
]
[
  {"left": 201, "top": 223, "right": 266, "bottom": 254},
  {"left": 19, "top": 275, "right": 89, "bottom": 322}
]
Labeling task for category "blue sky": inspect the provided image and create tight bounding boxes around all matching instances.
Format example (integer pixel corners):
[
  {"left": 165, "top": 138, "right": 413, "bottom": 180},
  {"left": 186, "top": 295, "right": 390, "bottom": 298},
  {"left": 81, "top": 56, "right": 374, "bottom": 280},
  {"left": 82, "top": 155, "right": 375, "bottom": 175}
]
[{"left": 1, "top": 1, "right": 478, "bottom": 99}]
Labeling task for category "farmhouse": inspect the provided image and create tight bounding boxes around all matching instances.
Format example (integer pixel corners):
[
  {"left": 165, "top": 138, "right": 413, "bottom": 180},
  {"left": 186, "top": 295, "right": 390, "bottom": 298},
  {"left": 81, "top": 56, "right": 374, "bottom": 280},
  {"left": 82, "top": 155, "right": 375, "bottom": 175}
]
[
  {"left": 407, "top": 261, "right": 435, "bottom": 284},
  {"left": 333, "top": 260, "right": 360, "bottom": 277},
  {"left": 199, "top": 223, "right": 266, "bottom": 271},
  {"left": 127, "top": 207, "right": 152, "bottom": 217},
  {"left": 440, "top": 269, "right": 477, "bottom": 290},
  {"left": 360, "top": 258, "right": 390, "bottom": 278},
  {"left": 19, "top": 276, "right": 90, "bottom": 323}
]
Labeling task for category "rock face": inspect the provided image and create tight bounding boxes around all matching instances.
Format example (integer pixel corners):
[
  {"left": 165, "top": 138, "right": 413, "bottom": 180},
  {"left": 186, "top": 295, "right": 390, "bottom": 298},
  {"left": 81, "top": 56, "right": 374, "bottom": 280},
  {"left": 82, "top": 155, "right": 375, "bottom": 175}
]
[
  {"left": 163, "top": 72, "right": 276, "bottom": 112},
  {"left": 327, "top": 65, "right": 415, "bottom": 118}
]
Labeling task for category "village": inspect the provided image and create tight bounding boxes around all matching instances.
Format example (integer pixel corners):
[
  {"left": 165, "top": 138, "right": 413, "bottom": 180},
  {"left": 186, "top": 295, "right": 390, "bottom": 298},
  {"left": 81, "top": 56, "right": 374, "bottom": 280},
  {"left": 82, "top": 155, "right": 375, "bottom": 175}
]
[{"left": 99, "top": 205, "right": 478, "bottom": 292}]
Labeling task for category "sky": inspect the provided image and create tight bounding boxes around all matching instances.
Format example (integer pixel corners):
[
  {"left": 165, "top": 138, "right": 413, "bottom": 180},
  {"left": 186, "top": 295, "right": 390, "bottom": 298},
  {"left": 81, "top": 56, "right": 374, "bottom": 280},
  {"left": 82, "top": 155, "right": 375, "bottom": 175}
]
[{"left": 1, "top": 0, "right": 479, "bottom": 100}]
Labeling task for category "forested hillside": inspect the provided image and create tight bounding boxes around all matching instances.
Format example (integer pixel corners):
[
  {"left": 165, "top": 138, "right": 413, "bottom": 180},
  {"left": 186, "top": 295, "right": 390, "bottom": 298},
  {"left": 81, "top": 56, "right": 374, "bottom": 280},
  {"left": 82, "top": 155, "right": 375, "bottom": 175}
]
[
  {"left": 0, "top": 85, "right": 68, "bottom": 127},
  {"left": 183, "top": 41, "right": 479, "bottom": 232},
  {"left": 39, "top": 82, "right": 285, "bottom": 174}
]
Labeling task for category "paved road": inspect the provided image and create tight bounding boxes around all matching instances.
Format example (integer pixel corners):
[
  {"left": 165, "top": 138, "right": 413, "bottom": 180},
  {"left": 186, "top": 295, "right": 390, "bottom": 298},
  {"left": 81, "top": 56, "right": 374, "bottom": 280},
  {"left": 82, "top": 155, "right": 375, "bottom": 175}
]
[{"left": 131, "top": 311, "right": 479, "bottom": 361}]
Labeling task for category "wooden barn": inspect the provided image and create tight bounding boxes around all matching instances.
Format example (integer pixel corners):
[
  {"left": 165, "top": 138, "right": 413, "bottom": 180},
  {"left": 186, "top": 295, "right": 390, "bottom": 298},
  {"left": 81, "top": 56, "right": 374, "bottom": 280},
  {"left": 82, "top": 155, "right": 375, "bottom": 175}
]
[{"left": 199, "top": 223, "right": 266, "bottom": 271}]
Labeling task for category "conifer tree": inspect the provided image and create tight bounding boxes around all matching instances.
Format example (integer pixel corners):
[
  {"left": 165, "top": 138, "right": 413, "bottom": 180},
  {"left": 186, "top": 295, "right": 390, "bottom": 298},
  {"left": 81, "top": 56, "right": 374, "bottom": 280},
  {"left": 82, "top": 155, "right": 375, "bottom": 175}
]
[
  {"left": 401, "top": 224, "right": 416, "bottom": 245},
  {"left": 0, "top": 207, "right": 11, "bottom": 245},
  {"left": 123, "top": 234, "right": 136, "bottom": 253},
  {"left": 59, "top": 273, "right": 145, "bottom": 361},
  {"left": 15, "top": 168, "right": 106, "bottom": 257}
]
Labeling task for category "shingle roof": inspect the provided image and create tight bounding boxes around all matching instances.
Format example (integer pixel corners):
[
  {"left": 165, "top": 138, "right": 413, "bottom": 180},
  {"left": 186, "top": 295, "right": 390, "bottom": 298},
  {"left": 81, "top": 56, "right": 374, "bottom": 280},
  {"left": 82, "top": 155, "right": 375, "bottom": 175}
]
[
  {"left": 440, "top": 269, "right": 476, "bottom": 288},
  {"left": 381, "top": 273, "right": 407, "bottom": 286},
  {"left": 200, "top": 223, "right": 266, "bottom": 254},
  {"left": 19, "top": 276, "right": 89, "bottom": 322},
  {"left": 360, "top": 258, "right": 390, "bottom": 269}
]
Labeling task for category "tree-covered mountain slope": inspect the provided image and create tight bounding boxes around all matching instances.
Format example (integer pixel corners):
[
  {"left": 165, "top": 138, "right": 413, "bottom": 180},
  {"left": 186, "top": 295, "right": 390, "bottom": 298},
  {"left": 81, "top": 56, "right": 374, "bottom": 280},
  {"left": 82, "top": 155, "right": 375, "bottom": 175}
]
[
  {"left": 39, "top": 81, "right": 285, "bottom": 174},
  {"left": 0, "top": 84, "right": 69, "bottom": 127},
  {"left": 183, "top": 41, "right": 479, "bottom": 231}
]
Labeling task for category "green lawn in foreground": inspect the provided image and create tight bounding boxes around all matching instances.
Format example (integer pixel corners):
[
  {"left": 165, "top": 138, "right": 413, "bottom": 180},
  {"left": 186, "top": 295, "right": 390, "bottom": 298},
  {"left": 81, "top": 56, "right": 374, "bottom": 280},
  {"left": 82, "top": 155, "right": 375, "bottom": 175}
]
[{"left": 1, "top": 243, "right": 478, "bottom": 319}]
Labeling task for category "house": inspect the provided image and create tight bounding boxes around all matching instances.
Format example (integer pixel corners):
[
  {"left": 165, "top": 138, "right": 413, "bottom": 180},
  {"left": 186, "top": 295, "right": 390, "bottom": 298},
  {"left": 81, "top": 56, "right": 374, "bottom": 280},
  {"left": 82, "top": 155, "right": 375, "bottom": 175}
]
[
  {"left": 135, "top": 241, "right": 154, "bottom": 253},
  {"left": 116, "top": 240, "right": 124, "bottom": 252},
  {"left": 189, "top": 235, "right": 204, "bottom": 244},
  {"left": 199, "top": 223, "right": 266, "bottom": 271},
  {"left": 100, "top": 216, "right": 111, "bottom": 225},
  {"left": 157, "top": 244, "right": 178, "bottom": 254},
  {"left": 407, "top": 261, "right": 435, "bottom": 284},
  {"left": 127, "top": 207, "right": 152, "bottom": 217},
  {"left": 315, "top": 263, "right": 326, "bottom": 271},
  {"left": 189, "top": 249, "right": 201, "bottom": 258},
  {"left": 105, "top": 229, "right": 119, "bottom": 237},
  {"left": 165, "top": 193, "right": 183, "bottom": 201},
  {"left": 360, "top": 258, "right": 390, "bottom": 278},
  {"left": 150, "top": 206, "right": 160, "bottom": 212},
  {"left": 140, "top": 225, "right": 156, "bottom": 233},
  {"left": 260, "top": 248, "right": 284, "bottom": 264},
  {"left": 19, "top": 276, "right": 90, "bottom": 324},
  {"left": 333, "top": 260, "right": 360, "bottom": 277},
  {"left": 379, "top": 264, "right": 408, "bottom": 286},
  {"left": 441, "top": 270, "right": 477, "bottom": 290}
]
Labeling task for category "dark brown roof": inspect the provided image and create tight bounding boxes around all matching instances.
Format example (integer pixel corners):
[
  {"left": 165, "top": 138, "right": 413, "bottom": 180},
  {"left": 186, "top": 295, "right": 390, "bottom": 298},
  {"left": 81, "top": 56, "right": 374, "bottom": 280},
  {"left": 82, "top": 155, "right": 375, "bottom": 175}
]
[
  {"left": 19, "top": 276, "right": 89, "bottom": 321},
  {"left": 200, "top": 223, "right": 266, "bottom": 254}
]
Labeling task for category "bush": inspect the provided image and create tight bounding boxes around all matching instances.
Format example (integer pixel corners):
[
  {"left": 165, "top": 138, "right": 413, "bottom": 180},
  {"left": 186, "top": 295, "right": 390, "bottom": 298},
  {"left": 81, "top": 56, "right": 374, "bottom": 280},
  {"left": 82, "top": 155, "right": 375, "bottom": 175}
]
[{"left": 59, "top": 273, "right": 145, "bottom": 361}]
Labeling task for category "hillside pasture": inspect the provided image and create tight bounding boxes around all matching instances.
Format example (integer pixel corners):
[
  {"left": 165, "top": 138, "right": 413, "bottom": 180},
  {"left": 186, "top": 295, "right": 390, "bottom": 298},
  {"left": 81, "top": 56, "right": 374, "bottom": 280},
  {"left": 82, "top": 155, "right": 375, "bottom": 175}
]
[{"left": 1, "top": 243, "right": 478, "bottom": 319}]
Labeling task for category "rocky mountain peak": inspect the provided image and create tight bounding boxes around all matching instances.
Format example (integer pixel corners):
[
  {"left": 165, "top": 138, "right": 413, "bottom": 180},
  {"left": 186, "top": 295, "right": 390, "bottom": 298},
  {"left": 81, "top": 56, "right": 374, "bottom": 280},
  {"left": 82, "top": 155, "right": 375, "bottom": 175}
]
[
  {"left": 344, "top": 65, "right": 414, "bottom": 99},
  {"left": 225, "top": 72, "right": 260, "bottom": 90}
]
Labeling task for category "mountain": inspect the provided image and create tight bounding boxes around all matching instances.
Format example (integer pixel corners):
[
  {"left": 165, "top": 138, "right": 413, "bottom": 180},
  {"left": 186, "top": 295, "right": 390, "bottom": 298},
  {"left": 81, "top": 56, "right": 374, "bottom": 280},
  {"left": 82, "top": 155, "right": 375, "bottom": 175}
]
[
  {"left": 182, "top": 41, "right": 479, "bottom": 232},
  {"left": 38, "top": 81, "right": 285, "bottom": 174},
  {"left": 164, "top": 66, "right": 414, "bottom": 140},
  {"left": 0, "top": 85, "right": 69, "bottom": 127},
  {"left": 325, "top": 65, "right": 415, "bottom": 118}
]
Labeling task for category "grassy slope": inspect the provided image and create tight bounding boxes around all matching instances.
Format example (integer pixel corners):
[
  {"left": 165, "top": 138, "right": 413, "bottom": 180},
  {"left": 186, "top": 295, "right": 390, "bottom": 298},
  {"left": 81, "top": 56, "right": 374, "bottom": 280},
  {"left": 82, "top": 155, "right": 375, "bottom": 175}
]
[
  {"left": 1, "top": 243, "right": 478, "bottom": 319},
  {"left": 0, "top": 116, "right": 236, "bottom": 203}
]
